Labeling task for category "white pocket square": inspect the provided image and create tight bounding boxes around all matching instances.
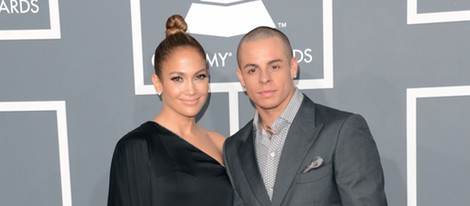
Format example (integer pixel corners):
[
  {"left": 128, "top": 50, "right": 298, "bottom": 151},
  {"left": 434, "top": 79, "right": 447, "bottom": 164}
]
[{"left": 301, "top": 156, "right": 324, "bottom": 173}]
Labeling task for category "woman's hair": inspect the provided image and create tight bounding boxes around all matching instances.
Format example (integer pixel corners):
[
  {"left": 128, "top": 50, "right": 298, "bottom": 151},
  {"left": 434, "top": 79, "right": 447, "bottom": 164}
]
[{"left": 153, "top": 14, "right": 206, "bottom": 77}]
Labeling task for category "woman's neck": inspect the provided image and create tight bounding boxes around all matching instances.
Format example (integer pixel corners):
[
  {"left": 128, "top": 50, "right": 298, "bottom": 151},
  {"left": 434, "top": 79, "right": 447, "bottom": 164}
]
[{"left": 153, "top": 111, "right": 199, "bottom": 138}]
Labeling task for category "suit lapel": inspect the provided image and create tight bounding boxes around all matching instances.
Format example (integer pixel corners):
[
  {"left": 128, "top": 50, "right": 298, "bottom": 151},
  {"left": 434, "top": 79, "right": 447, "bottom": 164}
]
[
  {"left": 271, "top": 98, "right": 324, "bottom": 206},
  {"left": 238, "top": 126, "right": 271, "bottom": 205}
]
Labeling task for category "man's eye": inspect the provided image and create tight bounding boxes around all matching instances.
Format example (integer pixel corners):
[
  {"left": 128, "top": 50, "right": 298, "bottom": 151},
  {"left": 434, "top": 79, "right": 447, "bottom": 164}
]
[
  {"left": 247, "top": 68, "right": 257, "bottom": 74},
  {"left": 171, "top": 76, "right": 183, "bottom": 82},
  {"left": 271, "top": 65, "right": 280, "bottom": 70}
]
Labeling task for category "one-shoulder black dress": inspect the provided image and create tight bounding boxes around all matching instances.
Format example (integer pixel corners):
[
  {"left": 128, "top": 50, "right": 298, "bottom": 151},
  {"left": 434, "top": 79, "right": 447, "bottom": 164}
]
[{"left": 107, "top": 121, "right": 233, "bottom": 206}]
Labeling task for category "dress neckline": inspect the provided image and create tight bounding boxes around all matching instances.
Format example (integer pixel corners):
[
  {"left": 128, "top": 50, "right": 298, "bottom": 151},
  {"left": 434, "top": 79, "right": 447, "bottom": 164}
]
[{"left": 147, "top": 121, "right": 225, "bottom": 167}]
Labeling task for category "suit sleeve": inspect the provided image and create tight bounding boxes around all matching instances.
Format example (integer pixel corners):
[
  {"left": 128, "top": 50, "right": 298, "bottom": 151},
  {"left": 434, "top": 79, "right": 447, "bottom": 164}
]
[
  {"left": 223, "top": 139, "right": 244, "bottom": 206},
  {"left": 334, "top": 114, "right": 388, "bottom": 206},
  {"left": 107, "top": 137, "right": 152, "bottom": 206}
]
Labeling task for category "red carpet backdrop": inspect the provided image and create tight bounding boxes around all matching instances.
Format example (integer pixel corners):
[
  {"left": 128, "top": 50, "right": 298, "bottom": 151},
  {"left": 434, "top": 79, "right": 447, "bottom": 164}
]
[{"left": 1, "top": 0, "right": 469, "bottom": 205}]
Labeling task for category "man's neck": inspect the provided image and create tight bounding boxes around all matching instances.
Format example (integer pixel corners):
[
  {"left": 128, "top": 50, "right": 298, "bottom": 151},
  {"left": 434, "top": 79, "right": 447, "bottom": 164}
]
[
  {"left": 257, "top": 93, "right": 295, "bottom": 127},
  {"left": 258, "top": 109, "right": 282, "bottom": 127}
]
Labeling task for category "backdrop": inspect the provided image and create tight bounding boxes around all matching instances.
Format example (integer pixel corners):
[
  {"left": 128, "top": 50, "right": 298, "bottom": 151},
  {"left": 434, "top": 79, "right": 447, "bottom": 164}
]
[{"left": 1, "top": 0, "right": 469, "bottom": 206}]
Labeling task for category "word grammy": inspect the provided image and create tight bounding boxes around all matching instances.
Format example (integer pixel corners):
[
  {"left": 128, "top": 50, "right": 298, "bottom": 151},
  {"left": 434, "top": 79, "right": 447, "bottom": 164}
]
[
  {"left": 206, "top": 52, "right": 232, "bottom": 68},
  {"left": 0, "top": 0, "right": 39, "bottom": 14},
  {"left": 206, "top": 48, "right": 314, "bottom": 68},
  {"left": 152, "top": 48, "right": 313, "bottom": 70}
]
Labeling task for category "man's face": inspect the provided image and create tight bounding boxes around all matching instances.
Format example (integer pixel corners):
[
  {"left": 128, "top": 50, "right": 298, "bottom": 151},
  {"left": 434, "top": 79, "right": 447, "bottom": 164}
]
[{"left": 237, "top": 36, "right": 298, "bottom": 114}]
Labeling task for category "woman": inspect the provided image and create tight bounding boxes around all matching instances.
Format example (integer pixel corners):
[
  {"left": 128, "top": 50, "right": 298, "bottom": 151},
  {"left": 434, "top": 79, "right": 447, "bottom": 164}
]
[{"left": 107, "top": 14, "right": 233, "bottom": 206}]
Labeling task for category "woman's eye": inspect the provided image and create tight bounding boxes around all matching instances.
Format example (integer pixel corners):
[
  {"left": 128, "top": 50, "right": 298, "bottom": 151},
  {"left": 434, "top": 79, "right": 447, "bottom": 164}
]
[
  {"left": 171, "top": 76, "right": 183, "bottom": 82},
  {"left": 195, "top": 74, "right": 208, "bottom": 80}
]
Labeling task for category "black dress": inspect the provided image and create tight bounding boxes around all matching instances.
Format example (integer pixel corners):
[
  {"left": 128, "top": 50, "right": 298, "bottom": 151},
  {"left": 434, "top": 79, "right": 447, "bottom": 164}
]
[{"left": 107, "top": 121, "right": 233, "bottom": 206}]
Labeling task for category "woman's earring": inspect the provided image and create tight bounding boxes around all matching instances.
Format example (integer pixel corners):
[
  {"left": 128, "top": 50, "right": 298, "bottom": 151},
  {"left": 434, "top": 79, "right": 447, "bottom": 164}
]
[{"left": 157, "top": 91, "right": 161, "bottom": 96}]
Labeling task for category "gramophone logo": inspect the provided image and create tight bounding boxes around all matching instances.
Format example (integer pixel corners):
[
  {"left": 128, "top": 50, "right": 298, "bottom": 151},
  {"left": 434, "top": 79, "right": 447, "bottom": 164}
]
[
  {"left": 185, "top": 0, "right": 275, "bottom": 37},
  {"left": 131, "top": 0, "right": 333, "bottom": 95}
]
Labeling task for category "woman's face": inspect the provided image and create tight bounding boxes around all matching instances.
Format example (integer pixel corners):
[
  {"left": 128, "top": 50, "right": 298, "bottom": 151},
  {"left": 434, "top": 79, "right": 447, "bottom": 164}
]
[{"left": 153, "top": 47, "right": 209, "bottom": 119}]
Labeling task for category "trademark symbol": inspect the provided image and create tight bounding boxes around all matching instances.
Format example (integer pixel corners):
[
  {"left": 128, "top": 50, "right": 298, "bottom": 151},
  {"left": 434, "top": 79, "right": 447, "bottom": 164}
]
[{"left": 277, "top": 22, "right": 287, "bottom": 28}]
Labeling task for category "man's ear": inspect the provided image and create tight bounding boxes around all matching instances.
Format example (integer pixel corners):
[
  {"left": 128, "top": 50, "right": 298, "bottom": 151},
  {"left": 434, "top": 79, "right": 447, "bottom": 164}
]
[
  {"left": 151, "top": 74, "right": 163, "bottom": 95},
  {"left": 236, "top": 68, "right": 245, "bottom": 88},
  {"left": 290, "top": 57, "right": 299, "bottom": 79}
]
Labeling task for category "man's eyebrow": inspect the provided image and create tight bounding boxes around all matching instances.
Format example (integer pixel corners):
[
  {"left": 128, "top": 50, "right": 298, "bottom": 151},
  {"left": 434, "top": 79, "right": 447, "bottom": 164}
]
[
  {"left": 242, "top": 63, "right": 259, "bottom": 69},
  {"left": 267, "top": 59, "right": 283, "bottom": 65},
  {"left": 241, "top": 59, "right": 283, "bottom": 69}
]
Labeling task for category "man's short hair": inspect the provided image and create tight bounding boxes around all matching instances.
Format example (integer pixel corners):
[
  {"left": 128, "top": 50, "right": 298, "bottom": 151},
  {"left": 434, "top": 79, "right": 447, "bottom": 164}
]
[{"left": 236, "top": 26, "right": 293, "bottom": 65}]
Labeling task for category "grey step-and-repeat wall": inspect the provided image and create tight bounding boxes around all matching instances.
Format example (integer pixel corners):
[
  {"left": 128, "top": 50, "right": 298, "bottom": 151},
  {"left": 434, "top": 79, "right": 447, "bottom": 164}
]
[{"left": 1, "top": 0, "right": 469, "bottom": 205}]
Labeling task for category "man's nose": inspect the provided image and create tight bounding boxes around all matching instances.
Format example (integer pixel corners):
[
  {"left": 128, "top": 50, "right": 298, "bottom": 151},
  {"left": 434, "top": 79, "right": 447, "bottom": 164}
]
[{"left": 259, "top": 69, "right": 271, "bottom": 85}]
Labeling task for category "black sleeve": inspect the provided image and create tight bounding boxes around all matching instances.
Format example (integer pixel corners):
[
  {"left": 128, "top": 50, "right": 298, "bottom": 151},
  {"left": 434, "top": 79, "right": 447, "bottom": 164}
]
[{"left": 107, "top": 136, "right": 152, "bottom": 206}]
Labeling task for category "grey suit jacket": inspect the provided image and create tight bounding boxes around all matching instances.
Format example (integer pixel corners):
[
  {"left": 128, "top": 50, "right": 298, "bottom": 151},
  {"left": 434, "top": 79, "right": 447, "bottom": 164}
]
[{"left": 223, "top": 95, "right": 387, "bottom": 206}]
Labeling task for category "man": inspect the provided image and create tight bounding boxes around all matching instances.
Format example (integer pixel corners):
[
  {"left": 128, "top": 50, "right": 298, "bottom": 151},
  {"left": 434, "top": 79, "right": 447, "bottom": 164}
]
[{"left": 223, "top": 26, "right": 387, "bottom": 206}]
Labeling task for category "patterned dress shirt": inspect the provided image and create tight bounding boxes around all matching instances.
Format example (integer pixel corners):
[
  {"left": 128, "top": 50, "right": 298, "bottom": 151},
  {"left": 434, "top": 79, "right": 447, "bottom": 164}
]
[{"left": 253, "top": 89, "right": 304, "bottom": 200}]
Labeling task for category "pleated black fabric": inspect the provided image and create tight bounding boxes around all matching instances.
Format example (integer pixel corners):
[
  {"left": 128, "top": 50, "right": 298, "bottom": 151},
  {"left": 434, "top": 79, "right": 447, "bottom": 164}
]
[{"left": 107, "top": 121, "right": 233, "bottom": 206}]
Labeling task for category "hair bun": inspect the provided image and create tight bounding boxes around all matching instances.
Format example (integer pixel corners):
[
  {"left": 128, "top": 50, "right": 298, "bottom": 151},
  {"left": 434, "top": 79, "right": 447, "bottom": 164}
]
[{"left": 165, "top": 14, "right": 188, "bottom": 37}]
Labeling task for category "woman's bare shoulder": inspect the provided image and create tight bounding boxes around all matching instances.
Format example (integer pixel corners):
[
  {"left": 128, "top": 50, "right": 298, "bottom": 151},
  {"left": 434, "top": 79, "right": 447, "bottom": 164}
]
[{"left": 206, "top": 130, "right": 227, "bottom": 146}]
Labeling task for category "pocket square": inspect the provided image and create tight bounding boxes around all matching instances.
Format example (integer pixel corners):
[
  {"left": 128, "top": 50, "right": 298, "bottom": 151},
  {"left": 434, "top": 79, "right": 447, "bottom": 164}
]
[{"left": 301, "top": 156, "right": 324, "bottom": 173}]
